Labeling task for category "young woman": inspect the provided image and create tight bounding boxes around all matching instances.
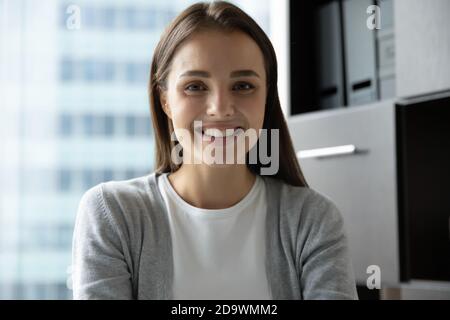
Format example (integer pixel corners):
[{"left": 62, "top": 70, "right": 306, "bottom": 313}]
[{"left": 72, "top": 1, "right": 358, "bottom": 300}]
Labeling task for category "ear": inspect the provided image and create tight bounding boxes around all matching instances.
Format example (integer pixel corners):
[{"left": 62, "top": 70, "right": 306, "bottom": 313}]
[{"left": 159, "top": 92, "right": 172, "bottom": 119}]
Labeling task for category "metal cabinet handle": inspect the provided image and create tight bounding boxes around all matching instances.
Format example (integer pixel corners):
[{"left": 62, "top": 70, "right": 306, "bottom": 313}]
[{"left": 296, "top": 144, "right": 359, "bottom": 159}]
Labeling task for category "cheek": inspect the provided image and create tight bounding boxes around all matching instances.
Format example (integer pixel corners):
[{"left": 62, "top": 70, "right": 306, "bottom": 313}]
[
  {"left": 170, "top": 99, "right": 200, "bottom": 128},
  {"left": 241, "top": 97, "right": 266, "bottom": 128}
]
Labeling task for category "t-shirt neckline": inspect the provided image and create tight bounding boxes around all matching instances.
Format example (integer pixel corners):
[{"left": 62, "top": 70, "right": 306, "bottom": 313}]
[{"left": 160, "top": 172, "right": 262, "bottom": 219}]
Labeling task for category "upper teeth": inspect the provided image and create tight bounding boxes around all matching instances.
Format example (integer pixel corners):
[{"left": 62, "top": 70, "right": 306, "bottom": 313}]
[{"left": 203, "top": 128, "right": 240, "bottom": 137}]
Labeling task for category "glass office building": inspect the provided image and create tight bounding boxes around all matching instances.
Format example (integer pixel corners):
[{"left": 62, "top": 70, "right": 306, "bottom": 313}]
[{"left": 0, "top": 0, "right": 276, "bottom": 299}]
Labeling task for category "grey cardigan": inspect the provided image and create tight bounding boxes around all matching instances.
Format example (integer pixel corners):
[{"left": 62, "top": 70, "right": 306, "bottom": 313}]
[{"left": 72, "top": 171, "right": 358, "bottom": 300}]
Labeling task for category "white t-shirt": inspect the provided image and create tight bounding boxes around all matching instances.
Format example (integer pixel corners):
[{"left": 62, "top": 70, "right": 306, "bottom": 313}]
[{"left": 157, "top": 172, "right": 271, "bottom": 300}]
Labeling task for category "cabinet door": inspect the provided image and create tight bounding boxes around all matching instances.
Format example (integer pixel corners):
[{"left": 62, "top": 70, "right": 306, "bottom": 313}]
[
  {"left": 397, "top": 93, "right": 450, "bottom": 282},
  {"left": 395, "top": 0, "right": 450, "bottom": 97},
  {"left": 287, "top": 100, "right": 399, "bottom": 284}
]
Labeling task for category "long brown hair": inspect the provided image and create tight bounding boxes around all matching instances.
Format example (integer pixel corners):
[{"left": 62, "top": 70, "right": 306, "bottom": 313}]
[{"left": 149, "top": 1, "right": 308, "bottom": 187}]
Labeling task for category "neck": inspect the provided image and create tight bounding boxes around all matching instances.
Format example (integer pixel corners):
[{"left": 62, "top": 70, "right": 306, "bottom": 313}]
[{"left": 167, "top": 163, "right": 257, "bottom": 210}]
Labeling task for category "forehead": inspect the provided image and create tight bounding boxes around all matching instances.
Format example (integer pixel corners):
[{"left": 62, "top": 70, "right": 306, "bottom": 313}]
[{"left": 170, "top": 30, "right": 265, "bottom": 76}]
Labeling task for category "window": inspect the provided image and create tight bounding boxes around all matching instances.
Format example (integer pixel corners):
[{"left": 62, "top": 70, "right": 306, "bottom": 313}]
[
  {"left": 59, "top": 114, "right": 72, "bottom": 136},
  {"left": 124, "top": 7, "right": 137, "bottom": 29},
  {"left": 143, "top": 9, "right": 157, "bottom": 30},
  {"left": 92, "top": 114, "right": 104, "bottom": 136},
  {"left": 103, "top": 61, "right": 115, "bottom": 81},
  {"left": 125, "top": 115, "right": 136, "bottom": 136},
  {"left": 124, "top": 62, "right": 148, "bottom": 84},
  {"left": 82, "top": 59, "right": 96, "bottom": 82},
  {"left": 102, "top": 7, "right": 116, "bottom": 29},
  {"left": 82, "top": 169, "right": 94, "bottom": 190},
  {"left": 82, "top": 5, "right": 96, "bottom": 28},
  {"left": 58, "top": 169, "right": 72, "bottom": 191},
  {"left": 82, "top": 114, "right": 94, "bottom": 135},
  {"left": 57, "top": 224, "right": 73, "bottom": 249},
  {"left": 102, "top": 169, "right": 114, "bottom": 182},
  {"left": 125, "top": 169, "right": 136, "bottom": 180},
  {"left": 60, "top": 58, "right": 74, "bottom": 81},
  {"left": 104, "top": 114, "right": 115, "bottom": 136},
  {"left": 136, "top": 116, "right": 152, "bottom": 137}
]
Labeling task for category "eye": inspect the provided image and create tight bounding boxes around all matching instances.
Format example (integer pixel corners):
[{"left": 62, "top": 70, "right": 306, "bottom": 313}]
[
  {"left": 185, "top": 83, "right": 207, "bottom": 92},
  {"left": 233, "top": 82, "right": 255, "bottom": 92}
]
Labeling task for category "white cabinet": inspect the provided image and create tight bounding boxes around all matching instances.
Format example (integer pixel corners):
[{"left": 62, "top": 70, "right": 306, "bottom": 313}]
[
  {"left": 288, "top": 93, "right": 450, "bottom": 290},
  {"left": 288, "top": 99, "right": 399, "bottom": 285}
]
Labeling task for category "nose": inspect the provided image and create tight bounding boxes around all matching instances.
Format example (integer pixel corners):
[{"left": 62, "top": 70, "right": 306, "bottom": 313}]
[{"left": 206, "top": 87, "right": 235, "bottom": 118}]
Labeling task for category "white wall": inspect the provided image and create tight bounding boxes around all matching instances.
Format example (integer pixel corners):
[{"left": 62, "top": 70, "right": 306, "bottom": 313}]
[{"left": 395, "top": 0, "right": 450, "bottom": 97}]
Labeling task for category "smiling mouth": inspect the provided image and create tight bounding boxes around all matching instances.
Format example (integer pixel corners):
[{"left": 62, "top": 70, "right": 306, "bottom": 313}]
[{"left": 200, "top": 127, "right": 244, "bottom": 142}]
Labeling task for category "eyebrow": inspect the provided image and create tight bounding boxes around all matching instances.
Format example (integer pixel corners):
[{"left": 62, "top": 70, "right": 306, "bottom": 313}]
[{"left": 179, "top": 69, "right": 260, "bottom": 78}]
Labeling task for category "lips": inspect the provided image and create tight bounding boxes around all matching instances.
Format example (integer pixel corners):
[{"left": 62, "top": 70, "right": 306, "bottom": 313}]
[
  {"left": 202, "top": 127, "right": 244, "bottom": 138},
  {"left": 198, "top": 127, "right": 244, "bottom": 144}
]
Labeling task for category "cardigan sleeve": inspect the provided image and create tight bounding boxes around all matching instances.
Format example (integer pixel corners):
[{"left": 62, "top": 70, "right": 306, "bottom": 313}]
[
  {"left": 71, "top": 184, "right": 133, "bottom": 300},
  {"left": 297, "top": 191, "right": 359, "bottom": 300}
]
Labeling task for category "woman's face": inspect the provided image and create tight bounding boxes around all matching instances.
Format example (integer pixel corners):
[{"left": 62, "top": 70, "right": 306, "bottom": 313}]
[{"left": 160, "top": 29, "right": 267, "bottom": 165}]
